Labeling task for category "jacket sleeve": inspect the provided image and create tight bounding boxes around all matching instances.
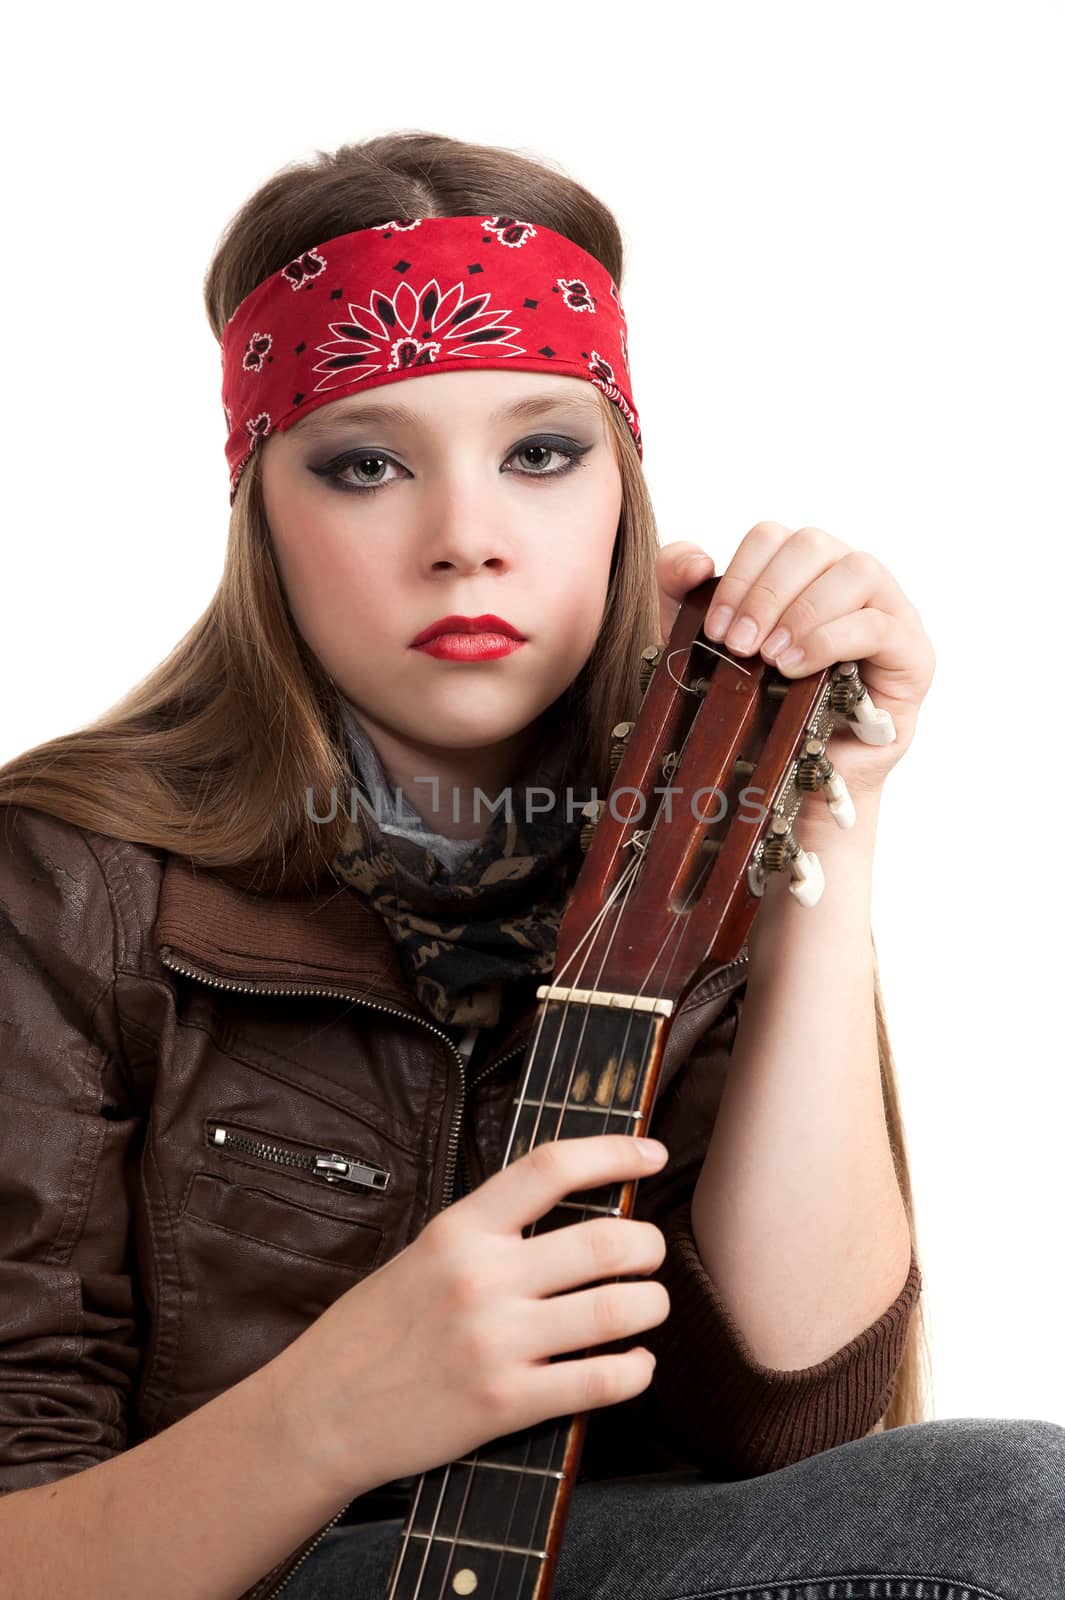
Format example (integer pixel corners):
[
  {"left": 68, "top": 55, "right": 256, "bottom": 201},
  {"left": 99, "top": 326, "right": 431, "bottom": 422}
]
[
  {"left": 0, "top": 805, "right": 143, "bottom": 1494},
  {"left": 631, "top": 977, "right": 923, "bottom": 1479}
]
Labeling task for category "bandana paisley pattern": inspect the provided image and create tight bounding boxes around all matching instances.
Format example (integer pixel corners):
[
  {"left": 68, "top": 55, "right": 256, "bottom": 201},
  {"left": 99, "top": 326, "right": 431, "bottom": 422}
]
[{"left": 221, "top": 214, "right": 640, "bottom": 503}]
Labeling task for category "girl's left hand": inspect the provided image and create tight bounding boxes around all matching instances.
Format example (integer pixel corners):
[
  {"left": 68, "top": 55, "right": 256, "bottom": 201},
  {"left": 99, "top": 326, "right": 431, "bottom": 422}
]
[{"left": 656, "top": 525, "right": 936, "bottom": 800}]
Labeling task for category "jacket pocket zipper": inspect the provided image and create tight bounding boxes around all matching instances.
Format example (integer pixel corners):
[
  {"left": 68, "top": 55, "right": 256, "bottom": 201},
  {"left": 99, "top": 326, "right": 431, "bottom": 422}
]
[
  {"left": 205, "top": 1123, "right": 391, "bottom": 1192},
  {"left": 157, "top": 949, "right": 465, "bottom": 1209}
]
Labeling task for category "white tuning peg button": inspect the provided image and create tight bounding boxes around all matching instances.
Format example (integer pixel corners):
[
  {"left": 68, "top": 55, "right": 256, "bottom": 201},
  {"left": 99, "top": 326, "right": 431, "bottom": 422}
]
[
  {"left": 788, "top": 846, "right": 824, "bottom": 908},
  {"left": 824, "top": 771, "right": 856, "bottom": 829},
  {"left": 849, "top": 690, "right": 896, "bottom": 746}
]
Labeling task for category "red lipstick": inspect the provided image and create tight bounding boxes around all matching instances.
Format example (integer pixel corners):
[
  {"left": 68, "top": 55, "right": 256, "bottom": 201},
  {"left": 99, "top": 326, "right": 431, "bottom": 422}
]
[{"left": 410, "top": 613, "right": 527, "bottom": 662}]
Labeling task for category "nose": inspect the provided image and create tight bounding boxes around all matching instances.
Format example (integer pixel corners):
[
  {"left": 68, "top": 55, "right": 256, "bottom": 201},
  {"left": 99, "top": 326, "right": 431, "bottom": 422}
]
[{"left": 423, "top": 520, "right": 512, "bottom": 577}]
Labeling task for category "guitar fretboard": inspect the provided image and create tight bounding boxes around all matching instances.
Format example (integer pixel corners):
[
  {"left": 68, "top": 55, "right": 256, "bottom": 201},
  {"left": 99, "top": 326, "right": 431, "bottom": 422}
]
[{"left": 387, "top": 1000, "right": 666, "bottom": 1599}]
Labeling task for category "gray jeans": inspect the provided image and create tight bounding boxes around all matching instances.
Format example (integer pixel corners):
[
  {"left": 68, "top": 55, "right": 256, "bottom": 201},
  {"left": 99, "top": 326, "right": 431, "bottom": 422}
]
[{"left": 280, "top": 1417, "right": 1065, "bottom": 1599}]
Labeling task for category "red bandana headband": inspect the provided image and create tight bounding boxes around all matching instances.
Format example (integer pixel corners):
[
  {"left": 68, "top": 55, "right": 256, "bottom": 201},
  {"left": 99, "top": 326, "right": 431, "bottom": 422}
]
[{"left": 220, "top": 214, "right": 641, "bottom": 505}]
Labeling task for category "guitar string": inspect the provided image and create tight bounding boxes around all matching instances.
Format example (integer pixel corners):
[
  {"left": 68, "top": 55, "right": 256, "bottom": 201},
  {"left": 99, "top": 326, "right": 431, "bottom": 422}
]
[
  {"left": 400, "top": 632, "right": 752, "bottom": 1598},
  {"left": 476, "top": 853, "right": 671, "bottom": 1600},
  {"left": 491, "top": 640, "right": 827, "bottom": 1598},
  {"left": 395, "top": 863, "right": 641, "bottom": 1598},
  {"left": 499, "top": 748, "right": 725, "bottom": 1600},
  {"left": 472, "top": 635, "right": 752, "bottom": 1598},
  {"left": 391, "top": 856, "right": 645, "bottom": 1600},
  {"left": 476, "top": 630, "right": 757, "bottom": 1593},
  {"left": 498, "top": 877, "right": 697, "bottom": 1600},
  {"left": 441, "top": 850, "right": 677, "bottom": 1600},
  {"left": 402, "top": 638, "right": 747, "bottom": 1599},
  {"left": 442, "top": 713, "right": 733, "bottom": 1599}
]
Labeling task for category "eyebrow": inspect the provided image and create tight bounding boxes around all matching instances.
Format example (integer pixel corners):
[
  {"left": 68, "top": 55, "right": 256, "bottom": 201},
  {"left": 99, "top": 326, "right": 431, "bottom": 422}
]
[{"left": 291, "top": 389, "right": 604, "bottom": 439}]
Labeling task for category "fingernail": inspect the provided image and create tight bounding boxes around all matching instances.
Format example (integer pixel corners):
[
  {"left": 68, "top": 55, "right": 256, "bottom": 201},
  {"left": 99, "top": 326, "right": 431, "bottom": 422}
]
[
  {"left": 636, "top": 1138, "right": 668, "bottom": 1161},
  {"left": 705, "top": 606, "right": 733, "bottom": 641},
  {"left": 727, "top": 616, "right": 758, "bottom": 652},
  {"left": 763, "top": 626, "right": 790, "bottom": 657},
  {"left": 777, "top": 644, "right": 805, "bottom": 669}
]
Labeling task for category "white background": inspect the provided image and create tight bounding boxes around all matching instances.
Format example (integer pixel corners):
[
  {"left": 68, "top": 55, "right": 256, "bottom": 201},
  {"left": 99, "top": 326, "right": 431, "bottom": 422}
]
[{"left": 3, "top": 1, "right": 1062, "bottom": 1424}]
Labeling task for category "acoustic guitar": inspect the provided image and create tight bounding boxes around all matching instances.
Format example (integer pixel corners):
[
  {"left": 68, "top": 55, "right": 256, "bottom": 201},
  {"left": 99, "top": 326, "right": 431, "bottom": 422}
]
[{"left": 385, "top": 572, "right": 896, "bottom": 1599}]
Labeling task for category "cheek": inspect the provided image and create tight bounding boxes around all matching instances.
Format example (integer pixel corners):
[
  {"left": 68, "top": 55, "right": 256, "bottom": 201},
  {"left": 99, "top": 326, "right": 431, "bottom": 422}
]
[
  {"left": 271, "top": 517, "right": 391, "bottom": 664},
  {"left": 551, "top": 528, "right": 616, "bottom": 629},
  {"left": 539, "top": 572, "right": 612, "bottom": 679}
]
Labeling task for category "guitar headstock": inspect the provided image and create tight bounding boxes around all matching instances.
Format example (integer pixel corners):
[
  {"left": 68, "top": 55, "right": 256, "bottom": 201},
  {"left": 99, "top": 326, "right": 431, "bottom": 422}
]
[{"left": 547, "top": 574, "right": 895, "bottom": 1017}]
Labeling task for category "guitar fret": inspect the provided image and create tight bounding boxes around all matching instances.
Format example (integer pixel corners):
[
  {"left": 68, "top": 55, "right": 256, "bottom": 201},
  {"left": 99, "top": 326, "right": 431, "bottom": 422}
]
[
  {"left": 405, "top": 1530, "right": 548, "bottom": 1560},
  {"left": 513, "top": 1098, "right": 645, "bottom": 1120},
  {"left": 451, "top": 1458, "right": 566, "bottom": 1478},
  {"left": 554, "top": 1198, "right": 622, "bottom": 1215}
]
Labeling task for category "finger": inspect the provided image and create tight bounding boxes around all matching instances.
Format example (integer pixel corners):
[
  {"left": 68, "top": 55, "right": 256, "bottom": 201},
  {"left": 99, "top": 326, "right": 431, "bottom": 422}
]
[
  {"left": 520, "top": 1216, "right": 666, "bottom": 1300},
  {"left": 743, "top": 551, "right": 914, "bottom": 674},
  {"left": 656, "top": 542, "right": 715, "bottom": 641},
  {"left": 771, "top": 605, "right": 896, "bottom": 677},
  {"left": 461, "top": 1136, "right": 668, "bottom": 1236},
  {"left": 774, "top": 611, "right": 935, "bottom": 699},
  {"left": 704, "top": 523, "right": 848, "bottom": 644},
  {"left": 523, "top": 1345, "right": 657, "bottom": 1418},
  {"left": 521, "top": 1277, "right": 670, "bottom": 1363},
  {"left": 656, "top": 540, "right": 715, "bottom": 603}
]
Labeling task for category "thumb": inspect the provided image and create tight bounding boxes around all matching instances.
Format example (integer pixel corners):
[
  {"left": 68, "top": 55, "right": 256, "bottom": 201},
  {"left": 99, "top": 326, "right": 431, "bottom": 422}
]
[
  {"left": 656, "top": 542, "right": 715, "bottom": 640},
  {"left": 656, "top": 540, "right": 715, "bottom": 605}
]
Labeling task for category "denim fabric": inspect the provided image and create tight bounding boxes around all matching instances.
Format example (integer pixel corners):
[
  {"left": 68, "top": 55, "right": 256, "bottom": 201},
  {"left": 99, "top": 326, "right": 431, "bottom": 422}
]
[{"left": 278, "top": 1417, "right": 1065, "bottom": 1600}]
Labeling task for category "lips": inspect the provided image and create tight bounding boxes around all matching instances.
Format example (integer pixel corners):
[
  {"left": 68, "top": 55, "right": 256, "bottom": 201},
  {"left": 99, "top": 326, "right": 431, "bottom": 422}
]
[
  {"left": 414, "top": 634, "right": 524, "bottom": 662},
  {"left": 410, "top": 613, "right": 525, "bottom": 646}
]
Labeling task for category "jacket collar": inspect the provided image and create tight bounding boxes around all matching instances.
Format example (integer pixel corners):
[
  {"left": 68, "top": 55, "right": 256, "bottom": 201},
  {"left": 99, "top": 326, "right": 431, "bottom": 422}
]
[
  {"left": 151, "top": 853, "right": 547, "bottom": 1069},
  {"left": 152, "top": 850, "right": 747, "bottom": 1054},
  {"left": 153, "top": 852, "right": 423, "bottom": 1012}
]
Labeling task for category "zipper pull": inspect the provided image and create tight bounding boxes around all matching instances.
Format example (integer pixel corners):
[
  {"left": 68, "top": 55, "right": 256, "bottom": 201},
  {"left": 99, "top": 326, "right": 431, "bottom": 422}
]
[
  {"left": 314, "top": 1154, "right": 391, "bottom": 1191},
  {"left": 208, "top": 1124, "right": 391, "bottom": 1192}
]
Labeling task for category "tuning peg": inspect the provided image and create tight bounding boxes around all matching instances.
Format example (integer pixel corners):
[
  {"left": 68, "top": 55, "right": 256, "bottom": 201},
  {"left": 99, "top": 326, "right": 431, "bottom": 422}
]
[
  {"left": 609, "top": 721, "right": 634, "bottom": 777},
  {"left": 786, "top": 845, "right": 825, "bottom": 907},
  {"left": 747, "top": 815, "right": 826, "bottom": 907},
  {"left": 639, "top": 645, "right": 663, "bottom": 693},
  {"left": 821, "top": 771, "right": 856, "bottom": 829},
  {"left": 829, "top": 662, "right": 896, "bottom": 745},
  {"left": 579, "top": 799, "right": 604, "bottom": 854},
  {"left": 796, "top": 737, "right": 856, "bottom": 829}
]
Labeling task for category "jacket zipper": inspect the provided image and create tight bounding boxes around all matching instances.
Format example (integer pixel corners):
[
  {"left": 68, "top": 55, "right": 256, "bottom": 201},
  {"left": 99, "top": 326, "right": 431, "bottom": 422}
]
[
  {"left": 157, "top": 946, "right": 491, "bottom": 1595},
  {"left": 205, "top": 1123, "right": 392, "bottom": 1191},
  {"left": 157, "top": 949, "right": 470, "bottom": 1208},
  {"left": 455, "top": 1037, "right": 529, "bottom": 1197},
  {"left": 678, "top": 947, "right": 750, "bottom": 1009},
  {"left": 158, "top": 944, "right": 747, "bottom": 1597}
]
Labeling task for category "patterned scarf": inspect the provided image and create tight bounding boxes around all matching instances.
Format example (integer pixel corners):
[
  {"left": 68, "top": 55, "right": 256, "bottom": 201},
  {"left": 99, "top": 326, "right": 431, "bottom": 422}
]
[{"left": 331, "top": 700, "right": 596, "bottom": 1028}]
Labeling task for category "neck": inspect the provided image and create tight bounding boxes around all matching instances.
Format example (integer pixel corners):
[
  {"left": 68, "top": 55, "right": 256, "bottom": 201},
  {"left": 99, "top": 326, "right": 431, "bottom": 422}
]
[{"left": 342, "top": 703, "right": 549, "bottom": 841}]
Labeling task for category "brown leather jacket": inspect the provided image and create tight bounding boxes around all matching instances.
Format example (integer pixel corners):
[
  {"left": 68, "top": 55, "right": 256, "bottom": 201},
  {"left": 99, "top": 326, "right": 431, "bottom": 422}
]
[{"left": 0, "top": 804, "right": 921, "bottom": 1598}]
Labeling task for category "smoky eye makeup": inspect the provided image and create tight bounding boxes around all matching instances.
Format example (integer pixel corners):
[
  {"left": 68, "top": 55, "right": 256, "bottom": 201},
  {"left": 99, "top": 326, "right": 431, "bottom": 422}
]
[
  {"left": 302, "top": 435, "right": 598, "bottom": 496},
  {"left": 304, "top": 431, "right": 598, "bottom": 494},
  {"left": 309, "top": 429, "right": 593, "bottom": 465}
]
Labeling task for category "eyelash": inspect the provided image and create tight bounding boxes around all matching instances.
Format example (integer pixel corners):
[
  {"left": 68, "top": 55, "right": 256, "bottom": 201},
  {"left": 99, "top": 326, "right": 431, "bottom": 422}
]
[{"left": 311, "top": 436, "right": 593, "bottom": 496}]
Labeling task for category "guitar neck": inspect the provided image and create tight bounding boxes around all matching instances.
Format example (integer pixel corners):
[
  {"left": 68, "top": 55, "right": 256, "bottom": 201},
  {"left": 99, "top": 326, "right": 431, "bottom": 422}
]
[
  {"left": 388, "top": 1412, "right": 587, "bottom": 1600},
  {"left": 386, "top": 1000, "right": 669, "bottom": 1600}
]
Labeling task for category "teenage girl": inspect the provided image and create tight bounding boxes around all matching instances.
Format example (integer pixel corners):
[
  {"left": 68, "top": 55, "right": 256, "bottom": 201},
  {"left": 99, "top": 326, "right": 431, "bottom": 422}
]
[{"left": 0, "top": 130, "right": 1061, "bottom": 1600}]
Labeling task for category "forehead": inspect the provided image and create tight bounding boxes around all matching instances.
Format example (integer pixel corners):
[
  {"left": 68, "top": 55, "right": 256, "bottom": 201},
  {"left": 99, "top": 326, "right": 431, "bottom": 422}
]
[{"left": 288, "top": 377, "right": 604, "bottom": 440}]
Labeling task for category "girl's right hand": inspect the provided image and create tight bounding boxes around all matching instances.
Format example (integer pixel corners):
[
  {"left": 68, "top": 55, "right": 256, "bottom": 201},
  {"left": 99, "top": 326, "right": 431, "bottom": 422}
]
[{"left": 278, "top": 1134, "right": 671, "bottom": 1500}]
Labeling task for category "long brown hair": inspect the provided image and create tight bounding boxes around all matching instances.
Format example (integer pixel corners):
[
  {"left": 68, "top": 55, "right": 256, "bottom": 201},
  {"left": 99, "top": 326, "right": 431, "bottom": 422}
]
[{"left": 0, "top": 129, "right": 932, "bottom": 1430}]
